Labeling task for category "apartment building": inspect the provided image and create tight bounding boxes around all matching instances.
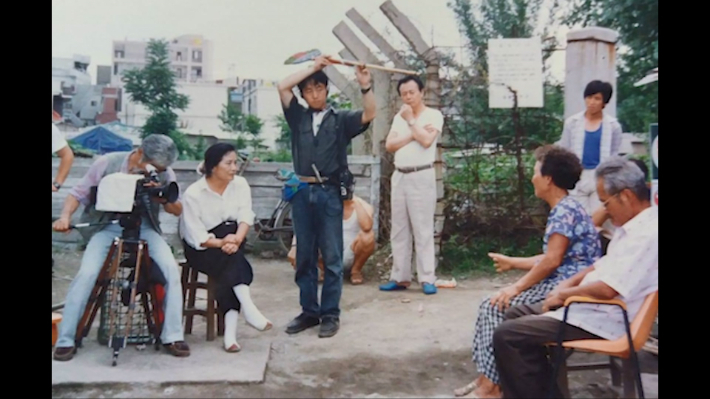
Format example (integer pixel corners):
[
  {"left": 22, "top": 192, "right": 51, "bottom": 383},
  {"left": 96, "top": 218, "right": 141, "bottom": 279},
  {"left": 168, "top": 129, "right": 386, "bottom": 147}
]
[{"left": 111, "top": 34, "right": 214, "bottom": 86}]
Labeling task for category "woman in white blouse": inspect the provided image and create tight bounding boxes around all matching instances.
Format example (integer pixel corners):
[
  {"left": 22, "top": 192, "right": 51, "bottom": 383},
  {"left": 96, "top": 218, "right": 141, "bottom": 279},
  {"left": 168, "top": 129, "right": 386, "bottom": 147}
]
[{"left": 180, "top": 143, "right": 272, "bottom": 352}]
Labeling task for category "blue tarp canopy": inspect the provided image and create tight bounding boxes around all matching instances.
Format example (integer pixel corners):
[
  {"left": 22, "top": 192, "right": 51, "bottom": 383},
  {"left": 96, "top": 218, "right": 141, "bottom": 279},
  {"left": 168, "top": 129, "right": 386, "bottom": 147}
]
[{"left": 70, "top": 126, "right": 133, "bottom": 154}]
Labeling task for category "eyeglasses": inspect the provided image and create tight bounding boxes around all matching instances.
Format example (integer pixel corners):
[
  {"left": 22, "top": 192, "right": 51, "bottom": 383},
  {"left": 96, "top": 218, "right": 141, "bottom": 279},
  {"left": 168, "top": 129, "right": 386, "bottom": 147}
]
[{"left": 601, "top": 192, "right": 620, "bottom": 208}]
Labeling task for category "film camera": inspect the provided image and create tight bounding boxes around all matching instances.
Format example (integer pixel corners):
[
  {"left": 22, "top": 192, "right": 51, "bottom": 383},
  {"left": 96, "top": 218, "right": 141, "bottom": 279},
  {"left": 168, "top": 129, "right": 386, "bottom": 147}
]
[{"left": 95, "top": 164, "right": 180, "bottom": 241}]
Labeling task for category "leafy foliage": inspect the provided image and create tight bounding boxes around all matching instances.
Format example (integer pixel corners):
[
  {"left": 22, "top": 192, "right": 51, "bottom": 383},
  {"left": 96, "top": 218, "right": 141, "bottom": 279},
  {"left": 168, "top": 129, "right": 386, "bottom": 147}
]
[
  {"left": 218, "top": 104, "right": 265, "bottom": 152},
  {"left": 122, "top": 39, "right": 193, "bottom": 158}
]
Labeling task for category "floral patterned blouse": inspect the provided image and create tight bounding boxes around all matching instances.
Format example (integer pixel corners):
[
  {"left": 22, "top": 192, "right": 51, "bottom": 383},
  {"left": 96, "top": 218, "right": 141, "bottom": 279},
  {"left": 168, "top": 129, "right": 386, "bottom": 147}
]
[{"left": 543, "top": 196, "right": 602, "bottom": 282}]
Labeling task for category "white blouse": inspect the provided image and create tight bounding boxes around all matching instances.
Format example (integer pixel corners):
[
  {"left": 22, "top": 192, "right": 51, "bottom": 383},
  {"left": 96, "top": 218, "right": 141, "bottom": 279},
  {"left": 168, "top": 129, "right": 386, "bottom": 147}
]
[{"left": 179, "top": 175, "right": 256, "bottom": 250}]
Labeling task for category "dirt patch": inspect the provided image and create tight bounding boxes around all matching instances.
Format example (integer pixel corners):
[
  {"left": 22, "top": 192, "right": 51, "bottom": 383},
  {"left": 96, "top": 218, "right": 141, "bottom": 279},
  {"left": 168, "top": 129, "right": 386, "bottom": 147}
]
[{"left": 52, "top": 247, "right": 657, "bottom": 398}]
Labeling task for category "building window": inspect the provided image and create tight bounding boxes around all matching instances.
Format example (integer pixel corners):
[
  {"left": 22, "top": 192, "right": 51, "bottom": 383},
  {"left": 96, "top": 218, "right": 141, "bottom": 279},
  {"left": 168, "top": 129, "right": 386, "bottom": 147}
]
[
  {"left": 115, "top": 50, "right": 124, "bottom": 58},
  {"left": 114, "top": 63, "right": 119, "bottom": 75},
  {"left": 192, "top": 50, "right": 202, "bottom": 62},
  {"left": 176, "top": 51, "right": 182, "bottom": 61},
  {"left": 191, "top": 66, "right": 202, "bottom": 80},
  {"left": 91, "top": 100, "right": 97, "bottom": 107}
]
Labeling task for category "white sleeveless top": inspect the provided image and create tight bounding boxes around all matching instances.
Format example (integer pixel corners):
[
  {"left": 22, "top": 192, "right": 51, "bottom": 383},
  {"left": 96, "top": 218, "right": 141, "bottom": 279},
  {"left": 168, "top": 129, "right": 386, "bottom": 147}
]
[{"left": 343, "top": 208, "right": 360, "bottom": 246}]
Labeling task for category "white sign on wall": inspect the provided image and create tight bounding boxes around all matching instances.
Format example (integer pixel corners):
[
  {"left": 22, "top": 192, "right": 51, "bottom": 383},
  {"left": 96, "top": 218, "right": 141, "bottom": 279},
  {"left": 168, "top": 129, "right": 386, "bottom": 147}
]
[{"left": 488, "top": 38, "right": 544, "bottom": 108}]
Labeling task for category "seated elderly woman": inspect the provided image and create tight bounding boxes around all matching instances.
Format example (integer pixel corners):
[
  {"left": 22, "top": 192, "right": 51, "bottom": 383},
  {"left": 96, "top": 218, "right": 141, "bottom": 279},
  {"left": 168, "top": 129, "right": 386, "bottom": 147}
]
[
  {"left": 454, "top": 145, "right": 602, "bottom": 399},
  {"left": 179, "top": 143, "right": 272, "bottom": 353}
]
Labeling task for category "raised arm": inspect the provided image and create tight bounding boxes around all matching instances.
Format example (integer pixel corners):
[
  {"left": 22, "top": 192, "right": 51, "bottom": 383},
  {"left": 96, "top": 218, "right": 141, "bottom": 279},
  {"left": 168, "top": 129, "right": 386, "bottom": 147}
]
[
  {"left": 277, "top": 55, "right": 331, "bottom": 108},
  {"left": 354, "top": 65, "right": 375, "bottom": 124}
]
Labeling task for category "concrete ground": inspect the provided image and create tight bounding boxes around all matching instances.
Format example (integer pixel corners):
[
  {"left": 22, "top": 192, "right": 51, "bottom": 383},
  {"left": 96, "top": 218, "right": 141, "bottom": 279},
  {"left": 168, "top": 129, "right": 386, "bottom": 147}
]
[{"left": 51, "top": 247, "right": 658, "bottom": 398}]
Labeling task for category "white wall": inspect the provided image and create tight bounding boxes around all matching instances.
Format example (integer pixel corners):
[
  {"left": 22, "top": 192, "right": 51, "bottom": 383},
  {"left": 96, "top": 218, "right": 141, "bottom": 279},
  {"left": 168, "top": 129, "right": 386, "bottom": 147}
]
[{"left": 120, "top": 81, "right": 229, "bottom": 136}]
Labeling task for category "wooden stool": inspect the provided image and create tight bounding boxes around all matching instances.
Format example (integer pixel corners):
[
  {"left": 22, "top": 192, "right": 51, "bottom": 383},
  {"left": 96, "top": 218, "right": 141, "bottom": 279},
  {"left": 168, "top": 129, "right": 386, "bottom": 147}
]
[
  {"left": 180, "top": 261, "right": 224, "bottom": 341},
  {"left": 52, "top": 313, "right": 62, "bottom": 346}
]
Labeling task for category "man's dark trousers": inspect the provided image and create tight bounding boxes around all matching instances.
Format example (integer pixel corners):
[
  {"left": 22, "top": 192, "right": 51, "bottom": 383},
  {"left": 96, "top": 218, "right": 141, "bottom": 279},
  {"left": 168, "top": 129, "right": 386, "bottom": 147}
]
[{"left": 291, "top": 183, "right": 344, "bottom": 319}]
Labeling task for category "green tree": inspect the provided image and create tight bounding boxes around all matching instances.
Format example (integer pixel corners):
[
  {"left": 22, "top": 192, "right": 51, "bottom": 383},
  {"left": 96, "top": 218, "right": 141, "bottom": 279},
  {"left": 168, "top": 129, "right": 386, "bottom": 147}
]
[
  {"left": 274, "top": 114, "right": 291, "bottom": 150},
  {"left": 562, "top": 0, "right": 658, "bottom": 132},
  {"left": 326, "top": 92, "right": 352, "bottom": 110},
  {"left": 193, "top": 135, "right": 206, "bottom": 158},
  {"left": 244, "top": 114, "right": 265, "bottom": 152},
  {"left": 218, "top": 104, "right": 248, "bottom": 150},
  {"left": 122, "top": 38, "right": 192, "bottom": 158}
]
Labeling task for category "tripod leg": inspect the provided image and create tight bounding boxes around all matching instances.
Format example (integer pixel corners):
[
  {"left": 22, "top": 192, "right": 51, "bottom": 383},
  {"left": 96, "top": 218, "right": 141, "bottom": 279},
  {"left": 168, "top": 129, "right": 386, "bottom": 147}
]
[
  {"left": 107, "top": 239, "right": 126, "bottom": 366},
  {"left": 114, "top": 241, "right": 145, "bottom": 366},
  {"left": 75, "top": 240, "right": 119, "bottom": 348}
]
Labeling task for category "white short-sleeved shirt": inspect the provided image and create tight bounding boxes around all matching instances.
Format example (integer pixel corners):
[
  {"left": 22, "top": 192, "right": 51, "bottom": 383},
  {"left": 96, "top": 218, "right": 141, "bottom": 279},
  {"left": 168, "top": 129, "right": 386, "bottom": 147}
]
[
  {"left": 52, "top": 123, "right": 68, "bottom": 154},
  {"left": 391, "top": 107, "right": 444, "bottom": 168},
  {"left": 543, "top": 206, "right": 658, "bottom": 340},
  {"left": 179, "top": 175, "right": 257, "bottom": 250}
]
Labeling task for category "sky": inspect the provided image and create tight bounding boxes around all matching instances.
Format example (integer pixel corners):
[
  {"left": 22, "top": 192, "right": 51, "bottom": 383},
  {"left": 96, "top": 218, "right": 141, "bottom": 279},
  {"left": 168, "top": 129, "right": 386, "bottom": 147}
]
[{"left": 51, "top": 0, "right": 567, "bottom": 84}]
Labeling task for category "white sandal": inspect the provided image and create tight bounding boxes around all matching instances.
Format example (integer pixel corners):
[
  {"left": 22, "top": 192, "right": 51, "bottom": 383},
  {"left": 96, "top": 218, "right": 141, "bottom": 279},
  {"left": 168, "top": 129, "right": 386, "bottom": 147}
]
[{"left": 454, "top": 381, "right": 478, "bottom": 397}]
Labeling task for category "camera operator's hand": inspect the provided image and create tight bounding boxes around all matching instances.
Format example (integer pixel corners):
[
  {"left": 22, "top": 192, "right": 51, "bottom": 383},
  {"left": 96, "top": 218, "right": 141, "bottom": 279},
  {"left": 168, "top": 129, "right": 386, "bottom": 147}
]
[
  {"left": 53, "top": 217, "right": 71, "bottom": 233},
  {"left": 221, "top": 242, "right": 239, "bottom": 255}
]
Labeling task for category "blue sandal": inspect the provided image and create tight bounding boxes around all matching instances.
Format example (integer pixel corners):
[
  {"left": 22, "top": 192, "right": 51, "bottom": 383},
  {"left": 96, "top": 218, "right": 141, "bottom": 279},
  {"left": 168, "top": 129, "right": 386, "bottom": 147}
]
[
  {"left": 422, "top": 283, "right": 437, "bottom": 295},
  {"left": 379, "top": 281, "right": 407, "bottom": 291}
]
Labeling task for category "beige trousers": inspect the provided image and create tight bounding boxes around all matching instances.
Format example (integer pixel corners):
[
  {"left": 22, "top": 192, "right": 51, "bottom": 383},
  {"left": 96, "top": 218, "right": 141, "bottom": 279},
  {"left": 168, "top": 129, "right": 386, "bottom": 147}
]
[{"left": 389, "top": 168, "right": 437, "bottom": 285}]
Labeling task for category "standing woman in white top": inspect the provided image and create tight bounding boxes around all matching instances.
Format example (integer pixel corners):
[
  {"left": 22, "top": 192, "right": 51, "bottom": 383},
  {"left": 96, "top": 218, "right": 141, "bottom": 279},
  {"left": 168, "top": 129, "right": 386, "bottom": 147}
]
[
  {"left": 179, "top": 143, "right": 272, "bottom": 352},
  {"left": 381, "top": 75, "right": 444, "bottom": 295}
]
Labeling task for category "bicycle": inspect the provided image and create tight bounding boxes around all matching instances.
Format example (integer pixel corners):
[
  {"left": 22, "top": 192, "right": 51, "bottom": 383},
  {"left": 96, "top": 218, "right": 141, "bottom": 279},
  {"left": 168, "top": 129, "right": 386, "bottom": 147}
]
[{"left": 237, "top": 152, "right": 294, "bottom": 255}]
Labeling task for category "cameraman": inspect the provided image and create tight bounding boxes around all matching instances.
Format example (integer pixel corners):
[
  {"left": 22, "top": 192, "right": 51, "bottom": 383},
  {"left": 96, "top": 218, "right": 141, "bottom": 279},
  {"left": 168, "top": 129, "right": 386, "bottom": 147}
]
[{"left": 52, "top": 134, "right": 189, "bottom": 361}]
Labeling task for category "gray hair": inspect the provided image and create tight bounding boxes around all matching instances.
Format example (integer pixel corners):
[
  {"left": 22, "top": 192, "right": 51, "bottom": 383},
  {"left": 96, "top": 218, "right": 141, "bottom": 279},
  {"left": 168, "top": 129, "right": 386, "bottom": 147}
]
[
  {"left": 140, "top": 134, "right": 178, "bottom": 168},
  {"left": 595, "top": 156, "right": 648, "bottom": 200}
]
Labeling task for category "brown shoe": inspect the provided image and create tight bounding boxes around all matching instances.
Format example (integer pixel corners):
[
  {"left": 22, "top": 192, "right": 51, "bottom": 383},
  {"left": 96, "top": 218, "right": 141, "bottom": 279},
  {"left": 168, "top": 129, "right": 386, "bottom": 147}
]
[
  {"left": 163, "top": 341, "right": 190, "bottom": 357},
  {"left": 53, "top": 346, "right": 76, "bottom": 361}
]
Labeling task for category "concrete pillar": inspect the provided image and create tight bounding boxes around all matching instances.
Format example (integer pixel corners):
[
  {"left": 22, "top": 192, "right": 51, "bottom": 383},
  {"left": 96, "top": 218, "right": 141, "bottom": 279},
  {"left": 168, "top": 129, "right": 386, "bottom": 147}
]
[{"left": 564, "top": 27, "right": 619, "bottom": 118}]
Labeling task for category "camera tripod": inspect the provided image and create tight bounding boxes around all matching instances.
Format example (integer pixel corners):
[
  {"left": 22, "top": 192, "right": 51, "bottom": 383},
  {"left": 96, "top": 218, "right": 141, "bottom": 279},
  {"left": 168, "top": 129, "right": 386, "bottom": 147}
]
[{"left": 73, "top": 214, "right": 164, "bottom": 366}]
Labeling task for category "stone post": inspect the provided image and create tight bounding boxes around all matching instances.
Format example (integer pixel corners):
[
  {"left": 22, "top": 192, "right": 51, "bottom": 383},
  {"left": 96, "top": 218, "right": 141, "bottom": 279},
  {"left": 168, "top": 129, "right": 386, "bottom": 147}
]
[{"left": 564, "top": 27, "right": 619, "bottom": 118}]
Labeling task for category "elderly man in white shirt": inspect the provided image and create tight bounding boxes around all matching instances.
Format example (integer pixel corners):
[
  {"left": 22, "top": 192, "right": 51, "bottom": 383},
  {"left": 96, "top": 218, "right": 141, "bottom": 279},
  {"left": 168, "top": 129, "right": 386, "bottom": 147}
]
[
  {"left": 491, "top": 157, "right": 657, "bottom": 399},
  {"left": 180, "top": 143, "right": 272, "bottom": 353},
  {"left": 380, "top": 75, "right": 444, "bottom": 295}
]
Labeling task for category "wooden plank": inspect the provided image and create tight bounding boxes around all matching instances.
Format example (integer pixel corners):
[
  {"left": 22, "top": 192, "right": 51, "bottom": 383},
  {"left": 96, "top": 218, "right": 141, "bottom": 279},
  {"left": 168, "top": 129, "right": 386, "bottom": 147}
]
[
  {"left": 333, "top": 21, "right": 382, "bottom": 65},
  {"left": 380, "top": 0, "right": 433, "bottom": 59},
  {"left": 346, "top": 7, "right": 409, "bottom": 70},
  {"left": 339, "top": 49, "right": 357, "bottom": 62},
  {"left": 323, "top": 65, "right": 361, "bottom": 102}
]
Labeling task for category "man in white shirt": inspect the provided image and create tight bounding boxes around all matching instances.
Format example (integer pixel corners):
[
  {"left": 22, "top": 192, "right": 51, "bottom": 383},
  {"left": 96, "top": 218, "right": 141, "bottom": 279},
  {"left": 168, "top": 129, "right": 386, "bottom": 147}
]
[
  {"left": 492, "top": 157, "right": 657, "bottom": 398},
  {"left": 52, "top": 122, "right": 74, "bottom": 192},
  {"left": 380, "top": 75, "right": 444, "bottom": 295}
]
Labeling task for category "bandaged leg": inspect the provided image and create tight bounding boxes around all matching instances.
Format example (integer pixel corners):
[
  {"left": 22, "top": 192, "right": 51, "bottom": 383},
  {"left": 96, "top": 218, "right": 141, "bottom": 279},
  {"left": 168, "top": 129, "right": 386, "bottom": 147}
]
[
  {"left": 234, "top": 284, "right": 272, "bottom": 331},
  {"left": 223, "top": 309, "right": 240, "bottom": 351}
]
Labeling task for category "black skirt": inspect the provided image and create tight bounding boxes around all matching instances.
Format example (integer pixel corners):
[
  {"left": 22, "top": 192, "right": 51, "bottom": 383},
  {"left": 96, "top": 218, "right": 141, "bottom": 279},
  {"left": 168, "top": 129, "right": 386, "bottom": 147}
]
[{"left": 183, "top": 221, "right": 254, "bottom": 315}]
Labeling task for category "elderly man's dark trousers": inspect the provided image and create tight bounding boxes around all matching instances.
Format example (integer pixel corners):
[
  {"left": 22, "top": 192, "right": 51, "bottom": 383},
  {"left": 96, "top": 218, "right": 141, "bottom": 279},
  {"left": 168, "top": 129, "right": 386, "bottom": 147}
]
[{"left": 492, "top": 302, "right": 601, "bottom": 398}]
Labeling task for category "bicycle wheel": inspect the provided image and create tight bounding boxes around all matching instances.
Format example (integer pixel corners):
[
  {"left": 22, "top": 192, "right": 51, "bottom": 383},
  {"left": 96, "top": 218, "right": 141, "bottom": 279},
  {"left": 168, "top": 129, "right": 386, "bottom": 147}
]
[{"left": 274, "top": 202, "right": 294, "bottom": 256}]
